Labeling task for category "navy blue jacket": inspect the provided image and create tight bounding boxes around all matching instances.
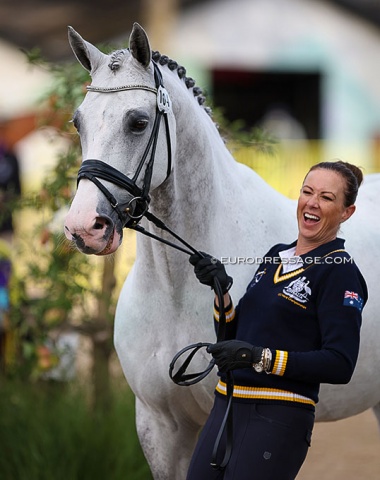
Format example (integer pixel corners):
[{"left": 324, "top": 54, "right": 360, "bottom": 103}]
[{"left": 214, "top": 238, "right": 368, "bottom": 407}]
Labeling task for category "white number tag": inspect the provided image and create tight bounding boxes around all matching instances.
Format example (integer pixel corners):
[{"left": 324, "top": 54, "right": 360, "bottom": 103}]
[{"left": 157, "top": 85, "right": 172, "bottom": 113}]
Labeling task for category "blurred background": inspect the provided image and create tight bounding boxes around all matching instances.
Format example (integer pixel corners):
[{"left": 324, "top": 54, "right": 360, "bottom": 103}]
[
  {"left": 2, "top": 0, "right": 380, "bottom": 179},
  {"left": 1, "top": 1, "right": 380, "bottom": 479}
]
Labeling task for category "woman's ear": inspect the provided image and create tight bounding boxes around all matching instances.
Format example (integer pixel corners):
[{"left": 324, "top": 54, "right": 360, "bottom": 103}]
[{"left": 341, "top": 204, "right": 356, "bottom": 223}]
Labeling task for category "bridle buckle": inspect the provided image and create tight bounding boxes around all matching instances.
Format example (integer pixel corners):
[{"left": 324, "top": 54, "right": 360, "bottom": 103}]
[{"left": 125, "top": 196, "right": 150, "bottom": 220}]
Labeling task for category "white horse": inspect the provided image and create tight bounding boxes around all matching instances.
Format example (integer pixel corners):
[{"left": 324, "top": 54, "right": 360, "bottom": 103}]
[{"left": 64, "top": 23, "right": 380, "bottom": 480}]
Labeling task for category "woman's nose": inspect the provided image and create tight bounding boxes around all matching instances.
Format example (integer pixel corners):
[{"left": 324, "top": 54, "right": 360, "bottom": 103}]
[{"left": 306, "top": 194, "right": 320, "bottom": 208}]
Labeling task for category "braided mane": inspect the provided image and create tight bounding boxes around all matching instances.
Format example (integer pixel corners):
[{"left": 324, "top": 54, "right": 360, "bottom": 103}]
[
  {"left": 107, "top": 47, "right": 212, "bottom": 117},
  {"left": 151, "top": 50, "right": 212, "bottom": 117}
]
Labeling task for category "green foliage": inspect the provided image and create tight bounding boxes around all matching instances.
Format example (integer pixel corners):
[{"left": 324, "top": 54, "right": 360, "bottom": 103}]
[
  {"left": 6, "top": 52, "right": 115, "bottom": 380},
  {"left": 1, "top": 51, "right": 150, "bottom": 478},
  {"left": 0, "top": 381, "right": 153, "bottom": 480},
  {"left": 212, "top": 105, "right": 278, "bottom": 156},
  {"left": 27, "top": 50, "right": 90, "bottom": 121}
]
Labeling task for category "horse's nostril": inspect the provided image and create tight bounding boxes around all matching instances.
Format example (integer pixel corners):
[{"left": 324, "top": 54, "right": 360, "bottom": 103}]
[{"left": 93, "top": 217, "right": 111, "bottom": 230}]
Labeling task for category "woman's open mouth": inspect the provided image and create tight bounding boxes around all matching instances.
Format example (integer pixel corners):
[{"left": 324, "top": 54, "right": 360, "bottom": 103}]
[{"left": 304, "top": 213, "right": 320, "bottom": 224}]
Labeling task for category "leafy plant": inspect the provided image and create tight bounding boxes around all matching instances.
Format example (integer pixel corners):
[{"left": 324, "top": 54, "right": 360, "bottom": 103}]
[
  {"left": 0, "top": 380, "right": 152, "bottom": 480},
  {"left": 6, "top": 54, "right": 118, "bottom": 410}
]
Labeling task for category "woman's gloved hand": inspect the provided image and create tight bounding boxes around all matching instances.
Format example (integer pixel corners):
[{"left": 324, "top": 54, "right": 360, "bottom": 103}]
[
  {"left": 207, "top": 340, "right": 263, "bottom": 372},
  {"left": 189, "top": 252, "right": 233, "bottom": 294}
]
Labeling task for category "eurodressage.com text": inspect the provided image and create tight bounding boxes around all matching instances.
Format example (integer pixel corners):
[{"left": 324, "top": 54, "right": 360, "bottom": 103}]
[{"left": 219, "top": 256, "right": 354, "bottom": 265}]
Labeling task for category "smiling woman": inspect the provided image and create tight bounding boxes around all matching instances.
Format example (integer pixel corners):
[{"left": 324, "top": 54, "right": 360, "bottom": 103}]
[
  {"left": 296, "top": 161, "right": 363, "bottom": 255},
  {"left": 188, "top": 160, "right": 368, "bottom": 480}
]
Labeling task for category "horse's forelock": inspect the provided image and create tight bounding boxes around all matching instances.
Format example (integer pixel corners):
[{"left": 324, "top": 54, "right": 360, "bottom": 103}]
[{"left": 108, "top": 49, "right": 127, "bottom": 72}]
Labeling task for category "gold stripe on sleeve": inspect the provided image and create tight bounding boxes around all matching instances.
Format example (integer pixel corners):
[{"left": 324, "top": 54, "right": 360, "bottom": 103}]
[
  {"left": 213, "top": 304, "right": 235, "bottom": 323},
  {"left": 272, "top": 350, "right": 288, "bottom": 376}
]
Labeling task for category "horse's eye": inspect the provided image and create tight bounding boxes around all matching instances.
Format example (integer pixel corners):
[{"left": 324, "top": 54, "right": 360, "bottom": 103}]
[
  {"left": 126, "top": 110, "right": 150, "bottom": 134},
  {"left": 131, "top": 118, "right": 149, "bottom": 133}
]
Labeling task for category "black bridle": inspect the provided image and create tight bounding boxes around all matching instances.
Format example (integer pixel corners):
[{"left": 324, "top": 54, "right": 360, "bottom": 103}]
[
  {"left": 75, "top": 59, "right": 233, "bottom": 470},
  {"left": 77, "top": 61, "right": 172, "bottom": 228}
]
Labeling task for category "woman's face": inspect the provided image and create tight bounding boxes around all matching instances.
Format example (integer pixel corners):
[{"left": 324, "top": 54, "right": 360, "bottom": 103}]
[{"left": 296, "top": 168, "right": 355, "bottom": 251}]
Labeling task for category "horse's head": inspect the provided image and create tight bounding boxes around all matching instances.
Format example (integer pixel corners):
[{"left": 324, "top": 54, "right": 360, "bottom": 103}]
[{"left": 64, "top": 23, "right": 177, "bottom": 255}]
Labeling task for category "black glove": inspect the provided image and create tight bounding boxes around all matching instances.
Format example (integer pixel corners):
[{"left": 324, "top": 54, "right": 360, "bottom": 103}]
[
  {"left": 189, "top": 252, "right": 233, "bottom": 294},
  {"left": 207, "top": 340, "right": 263, "bottom": 372}
]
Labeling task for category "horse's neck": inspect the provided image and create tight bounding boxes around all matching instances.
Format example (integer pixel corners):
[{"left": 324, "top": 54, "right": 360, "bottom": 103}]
[
  {"left": 136, "top": 119, "right": 247, "bottom": 282},
  {"left": 167, "top": 118, "right": 233, "bottom": 204},
  {"left": 135, "top": 98, "right": 295, "bottom": 289},
  {"left": 157, "top": 78, "right": 248, "bottom": 229}
]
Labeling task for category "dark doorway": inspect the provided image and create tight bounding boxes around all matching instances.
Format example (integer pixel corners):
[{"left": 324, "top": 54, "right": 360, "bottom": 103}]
[{"left": 211, "top": 69, "right": 321, "bottom": 139}]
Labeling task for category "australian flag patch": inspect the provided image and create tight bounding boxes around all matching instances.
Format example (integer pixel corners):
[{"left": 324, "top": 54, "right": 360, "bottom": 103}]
[{"left": 343, "top": 290, "right": 363, "bottom": 311}]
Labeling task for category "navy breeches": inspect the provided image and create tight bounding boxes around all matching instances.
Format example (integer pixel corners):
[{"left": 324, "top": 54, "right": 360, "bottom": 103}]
[{"left": 187, "top": 395, "right": 314, "bottom": 480}]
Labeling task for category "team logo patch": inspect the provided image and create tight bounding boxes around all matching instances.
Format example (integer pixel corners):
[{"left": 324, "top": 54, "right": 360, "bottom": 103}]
[
  {"left": 248, "top": 269, "right": 266, "bottom": 288},
  {"left": 283, "top": 276, "right": 311, "bottom": 304},
  {"left": 343, "top": 290, "right": 364, "bottom": 311}
]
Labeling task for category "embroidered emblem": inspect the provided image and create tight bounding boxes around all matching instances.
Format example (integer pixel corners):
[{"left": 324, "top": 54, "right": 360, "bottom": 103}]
[
  {"left": 343, "top": 290, "right": 363, "bottom": 311},
  {"left": 283, "top": 276, "right": 311, "bottom": 304},
  {"left": 248, "top": 269, "right": 266, "bottom": 288}
]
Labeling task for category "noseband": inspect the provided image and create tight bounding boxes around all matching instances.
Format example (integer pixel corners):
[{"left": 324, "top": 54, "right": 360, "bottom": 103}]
[{"left": 77, "top": 60, "right": 172, "bottom": 227}]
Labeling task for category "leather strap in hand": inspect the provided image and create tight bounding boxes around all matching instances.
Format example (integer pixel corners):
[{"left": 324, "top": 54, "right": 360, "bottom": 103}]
[
  {"left": 207, "top": 340, "right": 263, "bottom": 372},
  {"left": 189, "top": 252, "right": 233, "bottom": 294}
]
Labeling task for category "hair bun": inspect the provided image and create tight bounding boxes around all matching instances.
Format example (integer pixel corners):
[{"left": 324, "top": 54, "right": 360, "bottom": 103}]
[{"left": 335, "top": 160, "right": 363, "bottom": 188}]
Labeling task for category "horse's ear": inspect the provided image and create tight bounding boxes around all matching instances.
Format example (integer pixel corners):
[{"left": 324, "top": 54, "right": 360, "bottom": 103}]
[
  {"left": 68, "top": 26, "right": 105, "bottom": 73},
  {"left": 129, "top": 23, "right": 151, "bottom": 68}
]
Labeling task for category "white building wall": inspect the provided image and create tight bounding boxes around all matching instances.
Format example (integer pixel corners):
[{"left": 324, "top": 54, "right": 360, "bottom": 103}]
[
  {"left": 168, "top": 0, "right": 380, "bottom": 157},
  {"left": 0, "top": 38, "right": 51, "bottom": 119}
]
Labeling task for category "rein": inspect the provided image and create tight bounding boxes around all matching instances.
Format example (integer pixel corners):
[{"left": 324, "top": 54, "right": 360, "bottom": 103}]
[
  {"left": 75, "top": 59, "right": 233, "bottom": 470},
  {"left": 134, "top": 211, "right": 234, "bottom": 471}
]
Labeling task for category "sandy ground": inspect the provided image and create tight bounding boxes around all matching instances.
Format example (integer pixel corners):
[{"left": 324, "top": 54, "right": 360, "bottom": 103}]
[{"left": 297, "top": 409, "right": 380, "bottom": 479}]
